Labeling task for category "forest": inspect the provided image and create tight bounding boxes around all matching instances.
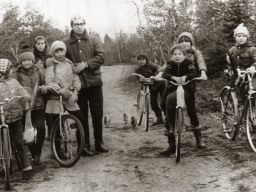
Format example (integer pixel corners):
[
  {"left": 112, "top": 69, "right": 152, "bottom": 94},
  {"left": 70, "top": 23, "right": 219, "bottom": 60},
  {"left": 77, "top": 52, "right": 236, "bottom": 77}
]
[{"left": 0, "top": 0, "right": 256, "bottom": 77}]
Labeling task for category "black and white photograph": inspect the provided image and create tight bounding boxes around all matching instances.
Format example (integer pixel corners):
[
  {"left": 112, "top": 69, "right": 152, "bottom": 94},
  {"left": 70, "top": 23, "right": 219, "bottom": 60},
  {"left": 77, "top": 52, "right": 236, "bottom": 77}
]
[{"left": 0, "top": 0, "right": 256, "bottom": 191}]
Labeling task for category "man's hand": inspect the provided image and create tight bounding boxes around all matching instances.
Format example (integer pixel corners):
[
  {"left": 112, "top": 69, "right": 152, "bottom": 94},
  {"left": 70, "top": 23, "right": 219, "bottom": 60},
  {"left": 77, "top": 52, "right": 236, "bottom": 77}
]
[
  {"left": 73, "top": 61, "right": 88, "bottom": 74},
  {"left": 200, "top": 70, "right": 208, "bottom": 80}
]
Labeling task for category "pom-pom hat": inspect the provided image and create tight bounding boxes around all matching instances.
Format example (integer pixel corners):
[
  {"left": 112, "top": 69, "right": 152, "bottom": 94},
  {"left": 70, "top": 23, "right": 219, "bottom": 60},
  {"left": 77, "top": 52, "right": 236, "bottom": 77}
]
[
  {"left": 234, "top": 23, "right": 250, "bottom": 38},
  {"left": 18, "top": 45, "right": 35, "bottom": 64}
]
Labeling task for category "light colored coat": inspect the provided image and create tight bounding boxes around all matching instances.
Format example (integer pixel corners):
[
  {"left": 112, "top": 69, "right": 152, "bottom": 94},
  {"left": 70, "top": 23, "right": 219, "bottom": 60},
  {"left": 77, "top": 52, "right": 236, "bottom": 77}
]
[{"left": 44, "top": 57, "right": 81, "bottom": 114}]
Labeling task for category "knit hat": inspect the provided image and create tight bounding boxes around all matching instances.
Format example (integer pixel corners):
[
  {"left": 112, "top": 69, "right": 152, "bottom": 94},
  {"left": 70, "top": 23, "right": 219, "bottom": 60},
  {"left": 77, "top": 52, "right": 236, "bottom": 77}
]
[
  {"left": 234, "top": 23, "right": 249, "bottom": 38},
  {"left": 50, "top": 41, "right": 66, "bottom": 55},
  {"left": 18, "top": 45, "right": 35, "bottom": 64},
  {"left": 177, "top": 32, "right": 195, "bottom": 46}
]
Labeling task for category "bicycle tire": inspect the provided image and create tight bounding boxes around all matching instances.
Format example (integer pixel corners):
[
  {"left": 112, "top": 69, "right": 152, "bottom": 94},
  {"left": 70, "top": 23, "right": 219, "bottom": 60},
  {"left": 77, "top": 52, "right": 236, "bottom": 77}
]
[
  {"left": 220, "top": 88, "right": 239, "bottom": 140},
  {"left": 144, "top": 93, "right": 150, "bottom": 132},
  {"left": 3, "top": 127, "right": 11, "bottom": 190},
  {"left": 137, "top": 92, "right": 144, "bottom": 126},
  {"left": 245, "top": 97, "right": 256, "bottom": 152},
  {"left": 51, "top": 114, "right": 85, "bottom": 167},
  {"left": 175, "top": 108, "right": 183, "bottom": 163}
]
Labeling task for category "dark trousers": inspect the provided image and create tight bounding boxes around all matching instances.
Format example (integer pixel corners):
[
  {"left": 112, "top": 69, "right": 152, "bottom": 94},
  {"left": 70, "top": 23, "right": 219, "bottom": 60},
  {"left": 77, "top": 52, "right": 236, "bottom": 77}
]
[
  {"left": 28, "top": 109, "right": 46, "bottom": 158},
  {"left": 77, "top": 86, "right": 104, "bottom": 148},
  {"left": 166, "top": 90, "right": 199, "bottom": 131},
  {"left": 150, "top": 80, "right": 167, "bottom": 117},
  {"left": 9, "top": 119, "right": 31, "bottom": 169}
]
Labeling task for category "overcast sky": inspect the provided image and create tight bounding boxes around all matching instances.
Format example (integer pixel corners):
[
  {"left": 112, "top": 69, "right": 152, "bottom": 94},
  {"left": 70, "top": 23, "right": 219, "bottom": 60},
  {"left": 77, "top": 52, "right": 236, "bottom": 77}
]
[{"left": 2, "top": 0, "right": 142, "bottom": 38}]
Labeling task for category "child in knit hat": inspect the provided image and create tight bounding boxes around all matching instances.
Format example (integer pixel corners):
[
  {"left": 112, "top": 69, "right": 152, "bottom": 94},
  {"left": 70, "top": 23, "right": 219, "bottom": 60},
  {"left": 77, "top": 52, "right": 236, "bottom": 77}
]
[
  {"left": 45, "top": 40, "right": 93, "bottom": 157},
  {"left": 227, "top": 23, "right": 256, "bottom": 101},
  {"left": 0, "top": 58, "right": 33, "bottom": 180},
  {"left": 14, "top": 45, "right": 48, "bottom": 165}
]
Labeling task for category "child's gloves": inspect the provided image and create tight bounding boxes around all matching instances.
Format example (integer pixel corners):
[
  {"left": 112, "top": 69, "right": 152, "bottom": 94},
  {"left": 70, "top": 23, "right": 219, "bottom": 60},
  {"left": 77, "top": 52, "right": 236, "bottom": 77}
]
[
  {"left": 40, "top": 85, "right": 48, "bottom": 95},
  {"left": 59, "top": 88, "right": 72, "bottom": 99}
]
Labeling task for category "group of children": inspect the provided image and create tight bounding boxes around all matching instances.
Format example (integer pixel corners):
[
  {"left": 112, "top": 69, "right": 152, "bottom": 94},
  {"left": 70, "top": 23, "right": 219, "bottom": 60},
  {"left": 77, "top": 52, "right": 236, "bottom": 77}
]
[
  {"left": 1, "top": 22, "right": 255, "bottom": 182},
  {"left": 0, "top": 36, "right": 83, "bottom": 181},
  {"left": 135, "top": 23, "right": 256, "bottom": 156}
]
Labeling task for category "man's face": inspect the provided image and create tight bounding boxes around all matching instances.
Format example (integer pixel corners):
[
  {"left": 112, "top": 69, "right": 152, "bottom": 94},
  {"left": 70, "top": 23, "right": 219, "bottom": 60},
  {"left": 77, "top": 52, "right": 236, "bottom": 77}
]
[{"left": 72, "top": 19, "right": 86, "bottom": 35}]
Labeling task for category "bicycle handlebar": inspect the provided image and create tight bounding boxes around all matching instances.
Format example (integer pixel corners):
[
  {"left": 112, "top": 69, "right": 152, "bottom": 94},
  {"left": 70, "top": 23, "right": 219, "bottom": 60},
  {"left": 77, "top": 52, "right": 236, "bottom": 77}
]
[
  {"left": 132, "top": 73, "right": 154, "bottom": 84},
  {"left": 0, "top": 96, "right": 22, "bottom": 106},
  {"left": 161, "top": 77, "right": 204, "bottom": 86}
]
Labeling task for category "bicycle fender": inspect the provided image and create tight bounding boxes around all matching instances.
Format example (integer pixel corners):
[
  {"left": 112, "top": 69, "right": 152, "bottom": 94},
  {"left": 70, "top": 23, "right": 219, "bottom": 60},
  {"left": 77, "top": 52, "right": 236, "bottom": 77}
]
[{"left": 220, "top": 86, "right": 230, "bottom": 97}]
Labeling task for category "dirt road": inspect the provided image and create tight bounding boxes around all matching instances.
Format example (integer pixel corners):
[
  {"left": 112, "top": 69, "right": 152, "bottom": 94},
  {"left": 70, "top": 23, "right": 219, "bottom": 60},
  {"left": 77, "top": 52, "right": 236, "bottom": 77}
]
[{"left": 1, "top": 65, "right": 256, "bottom": 192}]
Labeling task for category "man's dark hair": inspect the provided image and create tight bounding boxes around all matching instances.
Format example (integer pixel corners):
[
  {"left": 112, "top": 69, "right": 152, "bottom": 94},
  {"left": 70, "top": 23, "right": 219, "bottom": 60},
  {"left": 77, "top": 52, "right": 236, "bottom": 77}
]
[{"left": 136, "top": 53, "right": 149, "bottom": 63}]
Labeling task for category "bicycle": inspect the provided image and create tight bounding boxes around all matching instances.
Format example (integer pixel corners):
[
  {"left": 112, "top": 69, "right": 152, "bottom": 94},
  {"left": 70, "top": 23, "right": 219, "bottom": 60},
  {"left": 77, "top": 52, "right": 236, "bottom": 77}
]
[
  {"left": 0, "top": 96, "right": 22, "bottom": 190},
  {"left": 220, "top": 68, "right": 256, "bottom": 152},
  {"left": 132, "top": 73, "right": 154, "bottom": 132},
  {"left": 46, "top": 86, "right": 85, "bottom": 167},
  {"left": 162, "top": 77, "right": 202, "bottom": 162}
]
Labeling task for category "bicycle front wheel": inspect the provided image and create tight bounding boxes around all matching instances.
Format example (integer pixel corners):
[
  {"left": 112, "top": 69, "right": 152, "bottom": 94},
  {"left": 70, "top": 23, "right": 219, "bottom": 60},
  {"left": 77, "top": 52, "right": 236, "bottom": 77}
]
[
  {"left": 220, "top": 88, "right": 239, "bottom": 140},
  {"left": 175, "top": 108, "right": 183, "bottom": 163},
  {"left": 144, "top": 93, "right": 150, "bottom": 132},
  {"left": 245, "top": 97, "right": 256, "bottom": 152},
  {"left": 51, "top": 114, "right": 85, "bottom": 167},
  {"left": 2, "top": 127, "right": 11, "bottom": 190},
  {"left": 137, "top": 92, "right": 144, "bottom": 126}
]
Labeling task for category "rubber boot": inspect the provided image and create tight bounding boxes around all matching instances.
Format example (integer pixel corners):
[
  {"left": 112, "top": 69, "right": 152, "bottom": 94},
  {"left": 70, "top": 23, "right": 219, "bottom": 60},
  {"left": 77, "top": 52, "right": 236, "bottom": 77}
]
[
  {"left": 160, "top": 133, "right": 176, "bottom": 156},
  {"left": 152, "top": 116, "right": 164, "bottom": 126},
  {"left": 193, "top": 129, "right": 206, "bottom": 149}
]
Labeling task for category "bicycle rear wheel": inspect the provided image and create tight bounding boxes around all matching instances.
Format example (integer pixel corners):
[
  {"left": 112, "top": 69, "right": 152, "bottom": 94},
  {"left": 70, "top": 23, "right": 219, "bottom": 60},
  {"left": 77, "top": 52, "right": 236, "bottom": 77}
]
[
  {"left": 144, "top": 93, "right": 150, "bottom": 132},
  {"left": 175, "top": 108, "right": 183, "bottom": 163},
  {"left": 220, "top": 88, "right": 239, "bottom": 140},
  {"left": 51, "top": 114, "right": 85, "bottom": 167},
  {"left": 245, "top": 97, "right": 256, "bottom": 152},
  {"left": 137, "top": 92, "right": 144, "bottom": 126},
  {"left": 2, "top": 127, "right": 11, "bottom": 190}
]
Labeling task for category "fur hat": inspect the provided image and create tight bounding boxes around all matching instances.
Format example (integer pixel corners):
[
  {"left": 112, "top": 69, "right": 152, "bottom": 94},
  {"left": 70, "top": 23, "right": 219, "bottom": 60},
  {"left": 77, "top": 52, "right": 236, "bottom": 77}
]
[
  {"left": 234, "top": 23, "right": 249, "bottom": 38},
  {"left": 50, "top": 41, "right": 66, "bottom": 55},
  {"left": 18, "top": 45, "right": 35, "bottom": 64}
]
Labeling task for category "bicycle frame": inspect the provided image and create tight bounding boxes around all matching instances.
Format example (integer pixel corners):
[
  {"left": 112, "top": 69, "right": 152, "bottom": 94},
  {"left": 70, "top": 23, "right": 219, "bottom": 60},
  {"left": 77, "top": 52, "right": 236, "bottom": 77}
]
[{"left": 132, "top": 73, "right": 153, "bottom": 131}]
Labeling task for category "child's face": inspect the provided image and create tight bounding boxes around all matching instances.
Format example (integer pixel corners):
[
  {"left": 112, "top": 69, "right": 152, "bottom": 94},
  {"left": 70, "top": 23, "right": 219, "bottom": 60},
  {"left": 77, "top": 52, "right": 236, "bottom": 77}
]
[
  {"left": 53, "top": 49, "right": 66, "bottom": 61},
  {"left": 171, "top": 49, "right": 185, "bottom": 64},
  {"left": 35, "top": 39, "right": 46, "bottom": 52},
  {"left": 179, "top": 39, "right": 191, "bottom": 50},
  {"left": 137, "top": 58, "right": 146, "bottom": 66},
  {"left": 235, "top": 33, "right": 247, "bottom": 45},
  {"left": 21, "top": 59, "right": 33, "bottom": 69}
]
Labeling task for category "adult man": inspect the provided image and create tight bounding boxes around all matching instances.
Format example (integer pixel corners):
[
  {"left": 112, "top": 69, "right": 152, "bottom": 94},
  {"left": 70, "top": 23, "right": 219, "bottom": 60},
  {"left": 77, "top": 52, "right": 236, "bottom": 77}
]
[{"left": 63, "top": 15, "right": 108, "bottom": 154}]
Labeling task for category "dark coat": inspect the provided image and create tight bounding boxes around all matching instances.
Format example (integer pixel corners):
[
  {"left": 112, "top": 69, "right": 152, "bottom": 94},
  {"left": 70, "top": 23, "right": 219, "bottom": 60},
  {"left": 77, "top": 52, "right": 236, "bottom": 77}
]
[
  {"left": 162, "top": 59, "right": 197, "bottom": 92},
  {"left": 228, "top": 41, "right": 256, "bottom": 77},
  {"left": 13, "top": 65, "right": 45, "bottom": 109},
  {"left": 62, "top": 30, "right": 105, "bottom": 89}
]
